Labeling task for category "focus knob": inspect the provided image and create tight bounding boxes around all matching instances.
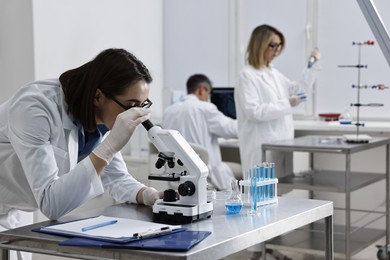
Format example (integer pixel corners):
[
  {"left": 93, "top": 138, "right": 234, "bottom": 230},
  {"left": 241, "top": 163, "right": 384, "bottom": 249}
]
[
  {"left": 178, "top": 181, "right": 196, "bottom": 196},
  {"left": 163, "top": 189, "right": 177, "bottom": 202}
]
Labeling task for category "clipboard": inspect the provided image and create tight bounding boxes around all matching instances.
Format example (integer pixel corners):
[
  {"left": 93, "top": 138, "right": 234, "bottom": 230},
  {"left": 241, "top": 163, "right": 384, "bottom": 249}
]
[
  {"left": 58, "top": 230, "right": 212, "bottom": 252},
  {"left": 33, "top": 215, "right": 181, "bottom": 243}
]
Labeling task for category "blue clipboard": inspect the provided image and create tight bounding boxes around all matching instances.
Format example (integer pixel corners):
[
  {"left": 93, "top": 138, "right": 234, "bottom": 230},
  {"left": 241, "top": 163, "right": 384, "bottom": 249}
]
[
  {"left": 58, "top": 230, "right": 211, "bottom": 252},
  {"left": 32, "top": 216, "right": 182, "bottom": 244},
  {"left": 32, "top": 226, "right": 186, "bottom": 244}
]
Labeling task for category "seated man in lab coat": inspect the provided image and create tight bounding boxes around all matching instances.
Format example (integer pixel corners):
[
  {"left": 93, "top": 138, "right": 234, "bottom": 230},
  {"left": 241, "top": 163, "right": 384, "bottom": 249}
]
[{"left": 162, "top": 74, "right": 241, "bottom": 191}]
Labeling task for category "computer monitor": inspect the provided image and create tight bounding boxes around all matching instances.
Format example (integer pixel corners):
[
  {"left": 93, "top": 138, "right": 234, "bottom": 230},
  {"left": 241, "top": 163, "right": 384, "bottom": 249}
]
[{"left": 210, "top": 87, "right": 236, "bottom": 119}]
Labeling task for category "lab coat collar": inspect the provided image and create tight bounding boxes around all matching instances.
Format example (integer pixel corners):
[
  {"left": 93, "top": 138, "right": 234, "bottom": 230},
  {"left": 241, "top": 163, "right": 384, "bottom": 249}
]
[
  {"left": 246, "top": 64, "right": 282, "bottom": 97},
  {"left": 185, "top": 94, "right": 200, "bottom": 101},
  {"left": 246, "top": 63, "right": 274, "bottom": 76},
  {"left": 249, "top": 64, "right": 275, "bottom": 87}
]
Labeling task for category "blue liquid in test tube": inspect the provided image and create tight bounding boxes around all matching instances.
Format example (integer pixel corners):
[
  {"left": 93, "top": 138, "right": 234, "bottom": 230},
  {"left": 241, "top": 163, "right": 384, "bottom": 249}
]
[
  {"left": 263, "top": 162, "right": 269, "bottom": 200},
  {"left": 250, "top": 167, "right": 257, "bottom": 212},
  {"left": 260, "top": 164, "right": 265, "bottom": 202},
  {"left": 256, "top": 165, "right": 261, "bottom": 203},
  {"left": 270, "top": 162, "right": 275, "bottom": 198}
]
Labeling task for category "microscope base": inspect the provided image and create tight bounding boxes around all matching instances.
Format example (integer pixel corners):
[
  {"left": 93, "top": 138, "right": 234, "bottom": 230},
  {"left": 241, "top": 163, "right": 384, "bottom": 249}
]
[{"left": 152, "top": 201, "right": 213, "bottom": 224}]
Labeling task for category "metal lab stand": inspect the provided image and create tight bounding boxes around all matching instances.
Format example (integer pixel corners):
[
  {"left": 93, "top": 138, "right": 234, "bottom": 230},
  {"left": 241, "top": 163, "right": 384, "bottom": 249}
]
[{"left": 262, "top": 135, "right": 390, "bottom": 259}]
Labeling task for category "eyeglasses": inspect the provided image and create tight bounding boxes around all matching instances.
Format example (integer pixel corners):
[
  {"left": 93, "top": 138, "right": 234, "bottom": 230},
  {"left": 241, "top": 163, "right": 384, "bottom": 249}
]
[
  {"left": 268, "top": 43, "right": 282, "bottom": 52},
  {"left": 104, "top": 92, "right": 152, "bottom": 111}
]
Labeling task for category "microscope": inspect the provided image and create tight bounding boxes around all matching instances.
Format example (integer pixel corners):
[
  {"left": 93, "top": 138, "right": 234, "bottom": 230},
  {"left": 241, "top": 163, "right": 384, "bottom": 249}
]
[{"left": 142, "top": 120, "right": 213, "bottom": 224}]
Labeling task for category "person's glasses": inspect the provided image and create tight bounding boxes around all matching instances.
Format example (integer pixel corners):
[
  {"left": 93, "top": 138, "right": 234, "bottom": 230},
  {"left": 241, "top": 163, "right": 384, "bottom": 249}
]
[
  {"left": 268, "top": 43, "right": 282, "bottom": 52},
  {"left": 105, "top": 93, "right": 152, "bottom": 111}
]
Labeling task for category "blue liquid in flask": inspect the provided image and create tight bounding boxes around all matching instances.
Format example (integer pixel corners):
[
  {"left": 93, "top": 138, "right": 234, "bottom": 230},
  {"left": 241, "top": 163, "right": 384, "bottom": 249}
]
[
  {"left": 225, "top": 203, "right": 243, "bottom": 214},
  {"left": 225, "top": 180, "right": 243, "bottom": 214}
]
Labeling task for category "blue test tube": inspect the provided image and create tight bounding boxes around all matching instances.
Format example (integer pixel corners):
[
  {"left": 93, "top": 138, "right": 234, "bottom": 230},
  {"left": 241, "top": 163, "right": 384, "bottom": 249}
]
[
  {"left": 256, "top": 165, "right": 261, "bottom": 202},
  {"left": 250, "top": 167, "right": 257, "bottom": 212},
  {"left": 260, "top": 163, "right": 265, "bottom": 202},
  {"left": 263, "top": 162, "right": 269, "bottom": 200},
  {"left": 269, "top": 162, "right": 275, "bottom": 198}
]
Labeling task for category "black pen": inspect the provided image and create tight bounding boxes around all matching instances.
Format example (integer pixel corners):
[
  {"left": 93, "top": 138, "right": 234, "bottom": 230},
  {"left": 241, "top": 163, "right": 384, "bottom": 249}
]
[{"left": 133, "top": 226, "right": 171, "bottom": 239}]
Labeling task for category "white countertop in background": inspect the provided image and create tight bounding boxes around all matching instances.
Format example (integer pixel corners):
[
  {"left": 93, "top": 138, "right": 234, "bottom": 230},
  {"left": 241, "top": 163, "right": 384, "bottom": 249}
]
[
  {"left": 219, "top": 120, "right": 390, "bottom": 147},
  {"left": 294, "top": 120, "right": 390, "bottom": 133}
]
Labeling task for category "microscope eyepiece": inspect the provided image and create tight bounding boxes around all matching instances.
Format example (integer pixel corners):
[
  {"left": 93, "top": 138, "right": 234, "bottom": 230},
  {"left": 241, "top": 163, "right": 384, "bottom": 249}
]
[
  {"left": 155, "top": 158, "right": 166, "bottom": 169},
  {"left": 142, "top": 119, "right": 154, "bottom": 131},
  {"left": 167, "top": 160, "right": 175, "bottom": 168}
]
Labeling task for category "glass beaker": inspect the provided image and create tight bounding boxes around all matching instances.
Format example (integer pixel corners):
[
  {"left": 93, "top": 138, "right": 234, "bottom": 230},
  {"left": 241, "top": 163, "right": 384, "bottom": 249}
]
[
  {"left": 225, "top": 179, "right": 243, "bottom": 214},
  {"left": 339, "top": 107, "right": 352, "bottom": 124}
]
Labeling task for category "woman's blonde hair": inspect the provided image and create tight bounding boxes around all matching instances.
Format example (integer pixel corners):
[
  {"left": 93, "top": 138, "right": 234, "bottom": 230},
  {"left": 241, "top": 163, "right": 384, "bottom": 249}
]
[{"left": 246, "top": 24, "right": 285, "bottom": 69}]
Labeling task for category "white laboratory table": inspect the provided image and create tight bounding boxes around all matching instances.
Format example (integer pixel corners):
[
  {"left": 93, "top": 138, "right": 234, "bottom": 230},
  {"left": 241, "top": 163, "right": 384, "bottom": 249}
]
[{"left": 0, "top": 196, "right": 334, "bottom": 260}]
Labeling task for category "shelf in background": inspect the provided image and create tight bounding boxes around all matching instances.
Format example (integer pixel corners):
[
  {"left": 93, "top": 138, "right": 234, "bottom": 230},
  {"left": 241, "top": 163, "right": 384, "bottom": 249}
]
[
  {"left": 267, "top": 223, "right": 385, "bottom": 259},
  {"left": 279, "top": 170, "right": 385, "bottom": 193}
]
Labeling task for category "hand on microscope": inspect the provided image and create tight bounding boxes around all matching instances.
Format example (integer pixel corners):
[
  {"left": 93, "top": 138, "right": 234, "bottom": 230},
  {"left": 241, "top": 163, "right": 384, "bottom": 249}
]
[
  {"left": 93, "top": 107, "right": 151, "bottom": 164},
  {"left": 139, "top": 187, "right": 164, "bottom": 206},
  {"left": 289, "top": 92, "right": 307, "bottom": 107},
  {"left": 307, "top": 47, "right": 321, "bottom": 68}
]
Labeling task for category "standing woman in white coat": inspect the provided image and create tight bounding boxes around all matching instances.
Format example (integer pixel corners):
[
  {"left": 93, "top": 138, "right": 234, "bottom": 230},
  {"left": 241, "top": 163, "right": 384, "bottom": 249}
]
[
  {"left": 0, "top": 48, "right": 163, "bottom": 259},
  {"left": 235, "top": 24, "right": 319, "bottom": 188},
  {"left": 235, "top": 23, "right": 320, "bottom": 260}
]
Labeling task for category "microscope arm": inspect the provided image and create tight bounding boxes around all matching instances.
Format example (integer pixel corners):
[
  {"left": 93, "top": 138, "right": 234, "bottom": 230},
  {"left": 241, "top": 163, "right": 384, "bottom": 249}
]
[{"left": 142, "top": 120, "right": 209, "bottom": 205}]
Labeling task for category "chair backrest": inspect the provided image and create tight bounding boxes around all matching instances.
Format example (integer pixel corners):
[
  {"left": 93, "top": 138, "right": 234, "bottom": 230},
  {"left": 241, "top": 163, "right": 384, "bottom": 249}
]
[{"left": 188, "top": 142, "right": 209, "bottom": 165}]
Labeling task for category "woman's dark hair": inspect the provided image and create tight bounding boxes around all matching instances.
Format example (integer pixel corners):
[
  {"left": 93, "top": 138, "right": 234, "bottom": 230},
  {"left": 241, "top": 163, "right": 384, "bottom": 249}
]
[{"left": 59, "top": 48, "right": 152, "bottom": 132}]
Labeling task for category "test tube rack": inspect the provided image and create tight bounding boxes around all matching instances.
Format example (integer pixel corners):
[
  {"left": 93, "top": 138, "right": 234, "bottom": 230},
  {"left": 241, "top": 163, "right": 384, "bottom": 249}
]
[
  {"left": 338, "top": 40, "right": 384, "bottom": 143},
  {"left": 239, "top": 178, "right": 278, "bottom": 207}
]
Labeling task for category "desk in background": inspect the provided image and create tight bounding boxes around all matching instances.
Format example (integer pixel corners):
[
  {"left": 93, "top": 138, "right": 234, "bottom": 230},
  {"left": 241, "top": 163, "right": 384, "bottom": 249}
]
[{"left": 0, "top": 196, "right": 333, "bottom": 260}]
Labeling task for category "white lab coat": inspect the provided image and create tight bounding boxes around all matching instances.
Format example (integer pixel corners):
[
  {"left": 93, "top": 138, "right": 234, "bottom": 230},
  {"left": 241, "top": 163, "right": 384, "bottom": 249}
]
[
  {"left": 235, "top": 64, "right": 317, "bottom": 177},
  {"left": 0, "top": 79, "right": 145, "bottom": 228},
  {"left": 162, "top": 94, "right": 238, "bottom": 190}
]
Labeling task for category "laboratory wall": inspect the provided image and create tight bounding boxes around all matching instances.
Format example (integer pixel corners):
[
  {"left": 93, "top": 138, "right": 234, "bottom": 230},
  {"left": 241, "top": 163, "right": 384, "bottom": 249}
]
[
  {"left": 1, "top": 0, "right": 164, "bottom": 119},
  {"left": 163, "top": 0, "right": 316, "bottom": 116},
  {"left": 317, "top": 0, "right": 390, "bottom": 120},
  {"left": 0, "top": 0, "right": 35, "bottom": 103},
  {"left": 163, "top": 0, "right": 390, "bottom": 119},
  {"left": 3, "top": 0, "right": 390, "bottom": 121},
  {"left": 164, "top": 0, "right": 311, "bottom": 90},
  {"left": 163, "top": 0, "right": 231, "bottom": 90},
  {"left": 0, "top": 0, "right": 164, "bottom": 220}
]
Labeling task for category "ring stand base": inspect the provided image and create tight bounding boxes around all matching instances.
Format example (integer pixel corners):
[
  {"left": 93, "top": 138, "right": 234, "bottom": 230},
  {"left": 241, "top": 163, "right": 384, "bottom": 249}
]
[{"left": 344, "top": 134, "right": 372, "bottom": 143}]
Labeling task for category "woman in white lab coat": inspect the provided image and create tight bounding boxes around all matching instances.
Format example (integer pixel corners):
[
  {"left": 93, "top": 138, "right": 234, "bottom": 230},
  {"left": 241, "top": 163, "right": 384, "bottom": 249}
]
[
  {"left": 235, "top": 23, "right": 319, "bottom": 260},
  {"left": 235, "top": 24, "right": 319, "bottom": 182},
  {"left": 0, "top": 48, "right": 163, "bottom": 259}
]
